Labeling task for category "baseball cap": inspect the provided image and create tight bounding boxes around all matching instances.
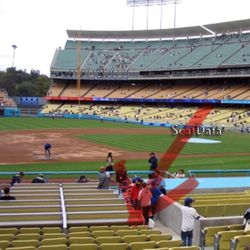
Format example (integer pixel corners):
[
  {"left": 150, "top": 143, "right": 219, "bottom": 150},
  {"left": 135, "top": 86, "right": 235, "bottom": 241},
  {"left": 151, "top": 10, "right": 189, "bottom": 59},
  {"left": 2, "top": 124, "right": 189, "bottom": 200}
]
[{"left": 184, "top": 197, "right": 195, "bottom": 206}]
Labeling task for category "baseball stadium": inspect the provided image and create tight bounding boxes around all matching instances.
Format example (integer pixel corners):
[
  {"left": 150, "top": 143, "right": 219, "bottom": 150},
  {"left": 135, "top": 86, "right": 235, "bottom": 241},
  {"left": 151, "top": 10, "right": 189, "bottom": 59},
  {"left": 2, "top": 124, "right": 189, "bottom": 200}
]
[{"left": 0, "top": 0, "right": 250, "bottom": 249}]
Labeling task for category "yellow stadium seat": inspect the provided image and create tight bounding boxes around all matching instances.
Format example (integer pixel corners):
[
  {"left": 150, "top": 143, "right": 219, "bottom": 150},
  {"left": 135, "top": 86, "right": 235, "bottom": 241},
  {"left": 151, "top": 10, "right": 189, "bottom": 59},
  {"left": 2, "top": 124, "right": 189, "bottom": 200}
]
[
  {"left": 116, "top": 230, "right": 138, "bottom": 237},
  {"left": 6, "top": 247, "right": 36, "bottom": 250},
  {"left": 0, "top": 241, "right": 10, "bottom": 250},
  {"left": 100, "top": 243, "right": 128, "bottom": 250},
  {"left": 193, "top": 206, "right": 206, "bottom": 216},
  {"left": 233, "top": 235, "right": 250, "bottom": 250},
  {"left": 133, "top": 225, "right": 149, "bottom": 230},
  {"left": 122, "top": 235, "right": 147, "bottom": 243},
  {"left": 19, "top": 228, "right": 41, "bottom": 234},
  {"left": 15, "top": 234, "right": 41, "bottom": 240},
  {"left": 169, "top": 247, "right": 200, "bottom": 250},
  {"left": 110, "top": 225, "right": 130, "bottom": 231},
  {"left": 42, "top": 233, "right": 66, "bottom": 239},
  {"left": 89, "top": 226, "right": 109, "bottom": 232},
  {"left": 140, "top": 229, "right": 161, "bottom": 235},
  {"left": 68, "top": 227, "right": 89, "bottom": 233},
  {"left": 157, "top": 240, "right": 183, "bottom": 248},
  {"left": 68, "top": 231, "right": 92, "bottom": 238},
  {"left": 148, "top": 234, "right": 172, "bottom": 241},
  {"left": 201, "top": 226, "right": 228, "bottom": 247},
  {"left": 142, "top": 248, "right": 169, "bottom": 250},
  {"left": 228, "top": 224, "right": 245, "bottom": 230},
  {"left": 206, "top": 205, "right": 224, "bottom": 217},
  {"left": 69, "top": 243, "right": 98, "bottom": 250},
  {"left": 92, "top": 230, "right": 115, "bottom": 238},
  {"left": 11, "top": 240, "right": 39, "bottom": 248},
  {"left": 39, "top": 245, "right": 67, "bottom": 250},
  {"left": 41, "top": 238, "right": 68, "bottom": 246},
  {"left": 69, "top": 237, "right": 95, "bottom": 244},
  {"left": 224, "top": 204, "right": 244, "bottom": 216},
  {"left": 129, "top": 241, "right": 156, "bottom": 250},
  {"left": 42, "top": 228, "right": 62, "bottom": 234},
  {"left": 95, "top": 236, "right": 122, "bottom": 244},
  {"left": 215, "top": 230, "right": 245, "bottom": 250},
  {"left": 0, "top": 235, "right": 15, "bottom": 242},
  {"left": 0, "top": 229, "right": 18, "bottom": 235}
]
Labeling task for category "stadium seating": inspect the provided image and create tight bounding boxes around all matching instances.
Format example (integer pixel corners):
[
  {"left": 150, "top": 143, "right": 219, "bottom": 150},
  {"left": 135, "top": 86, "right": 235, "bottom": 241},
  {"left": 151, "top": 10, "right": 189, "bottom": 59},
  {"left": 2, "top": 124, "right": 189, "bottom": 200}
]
[
  {"left": 51, "top": 33, "right": 250, "bottom": 72},
  {"left": 0, "top": 223, "right": 187, "bottom": 250},
  {"left": 214, "top": 230, "right": 245, "bottom": 250},
  {"left": 0, "top": 183, "right": 144, "bottom": 227},
  {"left": 0, "top": 88, "right": 17, "bottom": 108},
  {"left": 201, "top": 224, "right": 247, "bottom": 248},
  {"left": 231, "top": 234, "right": 250, "bottom": 250}
]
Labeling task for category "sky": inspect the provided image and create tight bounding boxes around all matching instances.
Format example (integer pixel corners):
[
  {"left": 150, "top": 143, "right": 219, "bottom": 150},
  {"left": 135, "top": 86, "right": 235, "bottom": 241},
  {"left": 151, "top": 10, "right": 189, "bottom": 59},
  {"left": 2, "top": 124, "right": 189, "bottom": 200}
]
[{"left": 0, "top": 0, "right": 250, "bottom": 75}]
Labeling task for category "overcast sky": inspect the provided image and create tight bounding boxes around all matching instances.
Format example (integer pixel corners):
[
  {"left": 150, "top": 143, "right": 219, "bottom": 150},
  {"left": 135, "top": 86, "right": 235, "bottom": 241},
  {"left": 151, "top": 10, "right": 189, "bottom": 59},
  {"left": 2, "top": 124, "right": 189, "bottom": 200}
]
[{"left": 1, "top": 0, "right": 250, "bottom": 75}]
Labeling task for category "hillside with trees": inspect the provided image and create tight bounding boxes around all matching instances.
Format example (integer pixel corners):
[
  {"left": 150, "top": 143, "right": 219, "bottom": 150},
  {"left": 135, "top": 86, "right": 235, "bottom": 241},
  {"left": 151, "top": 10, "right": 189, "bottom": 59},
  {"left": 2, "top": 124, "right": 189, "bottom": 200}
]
[{"left": 0, "top": 67, "right": 51, "bottom": 97}]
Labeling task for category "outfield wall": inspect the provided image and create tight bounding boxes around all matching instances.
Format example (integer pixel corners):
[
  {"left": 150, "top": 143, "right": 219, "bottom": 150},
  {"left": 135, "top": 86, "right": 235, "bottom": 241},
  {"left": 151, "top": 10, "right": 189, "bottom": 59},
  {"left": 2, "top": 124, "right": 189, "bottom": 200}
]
[{"left": 0, "top": 108, "right": 20, "bottom": 117}]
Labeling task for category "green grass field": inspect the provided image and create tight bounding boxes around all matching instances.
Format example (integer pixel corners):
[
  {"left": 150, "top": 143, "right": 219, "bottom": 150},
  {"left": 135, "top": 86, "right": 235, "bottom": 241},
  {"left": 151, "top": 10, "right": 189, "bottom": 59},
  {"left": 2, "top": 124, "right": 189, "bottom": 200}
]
[
  {"left": 0, "top": 117, "right": 249, "bottom": 177},
  {"left": 0, "top": 117, "right": 141, "bottom": 130}
]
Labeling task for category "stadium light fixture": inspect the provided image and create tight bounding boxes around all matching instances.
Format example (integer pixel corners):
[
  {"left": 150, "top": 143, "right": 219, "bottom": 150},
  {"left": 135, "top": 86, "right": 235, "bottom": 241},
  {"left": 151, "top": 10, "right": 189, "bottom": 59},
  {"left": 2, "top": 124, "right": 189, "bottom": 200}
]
[
  {"left": 11, "top": 44, "right": 17, "bottom": 68},
  {"left": 127, "top": 0, "right": 182, "bottom": 30}
]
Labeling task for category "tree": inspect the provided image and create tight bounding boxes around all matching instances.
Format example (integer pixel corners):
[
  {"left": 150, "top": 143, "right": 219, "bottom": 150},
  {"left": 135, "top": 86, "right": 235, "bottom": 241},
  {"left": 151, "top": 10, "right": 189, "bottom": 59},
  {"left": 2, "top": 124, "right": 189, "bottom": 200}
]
[{"left": 0, "top": 68, "right": 51, "bottom": 96}]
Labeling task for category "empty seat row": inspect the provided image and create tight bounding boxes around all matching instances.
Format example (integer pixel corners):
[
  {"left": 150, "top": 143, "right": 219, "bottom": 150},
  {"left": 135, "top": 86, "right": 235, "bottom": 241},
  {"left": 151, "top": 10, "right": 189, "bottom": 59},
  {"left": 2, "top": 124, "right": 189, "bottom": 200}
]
[
  {"left": 201, "top": 224, "right": 245, "bottom": 247},
  {"left": 0, "top": 239, "right": 187, "bottom": 250},
  {"left": 3, "top": 243, "right": 201, "bottom": 250},
  {"left": 0, "top": 225, "right": 152, "bottom": 235},
  {"left": 194, "top": 203, "right": 249, "bottom": 217},
  {"left": 0, "top": 230, "right": 164, "bottom": 242}
]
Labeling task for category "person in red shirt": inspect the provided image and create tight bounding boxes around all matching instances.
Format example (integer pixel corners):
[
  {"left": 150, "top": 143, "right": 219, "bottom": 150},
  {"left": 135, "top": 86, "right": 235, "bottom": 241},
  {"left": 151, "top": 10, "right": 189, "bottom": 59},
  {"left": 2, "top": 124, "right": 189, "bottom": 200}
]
[
  {"left": 138, "top": 182, "right": 152, "bottom": 224},
  {"left": 130, "top": 179, "right": 142, "bottom": 210}
]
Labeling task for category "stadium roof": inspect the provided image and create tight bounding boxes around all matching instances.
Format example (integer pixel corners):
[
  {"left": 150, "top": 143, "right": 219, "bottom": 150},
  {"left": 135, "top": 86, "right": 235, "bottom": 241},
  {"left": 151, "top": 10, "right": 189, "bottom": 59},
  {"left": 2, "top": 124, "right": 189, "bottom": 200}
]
[
  {"left": 67, "top": 26, "right": 210, "bottom": 40},
  {"left": 204, "top": 19, "right": 250, "bottom": 34},
  {"left": 67, "top": 19, "right": 250, "bottom": 40}
]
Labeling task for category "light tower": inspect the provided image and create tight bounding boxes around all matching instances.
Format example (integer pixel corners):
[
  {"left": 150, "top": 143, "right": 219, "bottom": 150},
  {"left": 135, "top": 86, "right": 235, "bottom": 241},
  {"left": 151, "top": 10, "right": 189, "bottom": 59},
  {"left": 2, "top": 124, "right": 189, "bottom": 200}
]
[
  {"left": 11, "top": 44, "right": 17, "bottom": 68},
  {"left": 127, "top": 0, "right": 182, "bottom": 30}
]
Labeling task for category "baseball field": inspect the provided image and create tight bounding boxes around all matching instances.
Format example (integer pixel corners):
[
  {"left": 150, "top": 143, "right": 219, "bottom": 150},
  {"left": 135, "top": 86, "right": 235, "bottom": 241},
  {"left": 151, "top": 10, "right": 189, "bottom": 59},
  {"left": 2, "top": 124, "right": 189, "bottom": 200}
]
[{"left": 0, "top": 117, "right": 249, "bottom": 178}]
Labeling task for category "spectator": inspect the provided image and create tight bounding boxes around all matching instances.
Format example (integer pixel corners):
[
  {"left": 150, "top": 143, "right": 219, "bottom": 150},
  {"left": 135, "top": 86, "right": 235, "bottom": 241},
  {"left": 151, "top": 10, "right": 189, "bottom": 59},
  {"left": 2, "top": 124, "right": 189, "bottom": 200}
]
[
  {"left": 11, "top": 172, "right": 24, "bottom": 186},
  {"left": 106, "top": 152, "right": 114, "bottom": 172},
  {"left": 166, "top": 169, "right": 186, "bottom": 178},
  {"left": 120, "top": 180, "right": 130, "bottom": 193},
  {"left": 0, "top": 187, "right": 15, "bottom": 200},
  {"left": 175, "top": 169, "right": 186, "bottom": 178},
  {"left": 44, "top": 143, "right": 52, "bottom": 160},
  {"left": 115, "top": 160, "right": 129, "bottom": 192},
  {"left": 148, "top": 152, "right": 158, "bottom": 171},
  {"left": 138, "top": 182, "right": 152, "bottom": 224},
  {"left": 243, "top": 207, "right": 250, "bottom": 232},
  {"left": 130, "top": 178, "right": 142, "bottom": 210},
  {"left": 150, "top": 181, "right": 162, "bottom": 218},
  {"left": 76, "top": 175, "right": 88, "bottom": 183},
  {"left": 32, "top": 174, "right": 45, "bottom": 183},
  {"left": 147, "top": 170, "right": 164, "bottom": 187},
  {"left": 181, "top": 198, "right": 200, "bottom": 246},
  {"left": 98, "top": 166, "right": 111, "bottom": 189}
]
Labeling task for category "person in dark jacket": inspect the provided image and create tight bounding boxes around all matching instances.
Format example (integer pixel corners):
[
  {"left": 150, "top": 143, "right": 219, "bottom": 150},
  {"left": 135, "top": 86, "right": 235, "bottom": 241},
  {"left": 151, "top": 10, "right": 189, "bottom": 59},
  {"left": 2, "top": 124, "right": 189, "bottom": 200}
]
[
  {"left": 11, "top": 172, "right": 24, "bottom": 186},
  {"left": 106, "top": 152, "right": 114, "bottom": 172},
  {"left": 44, "top": 143, "right": 52, "bottom": 160},
  {"left": 0, "top": 187, "right": 15, "bottom": 200},
  {"left": 148, "top": 152, "right": 158, "bottom": 171},
  {"left": 32, "top": 174, "right": 45, "bottom": 183}
]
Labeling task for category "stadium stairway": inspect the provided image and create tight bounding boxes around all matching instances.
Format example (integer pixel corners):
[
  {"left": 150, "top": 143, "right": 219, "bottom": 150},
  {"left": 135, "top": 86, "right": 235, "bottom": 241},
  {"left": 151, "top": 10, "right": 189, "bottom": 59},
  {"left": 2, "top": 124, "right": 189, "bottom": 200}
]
[{"left": 0, "top": 183, "right": 144, "bottom": 228}]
